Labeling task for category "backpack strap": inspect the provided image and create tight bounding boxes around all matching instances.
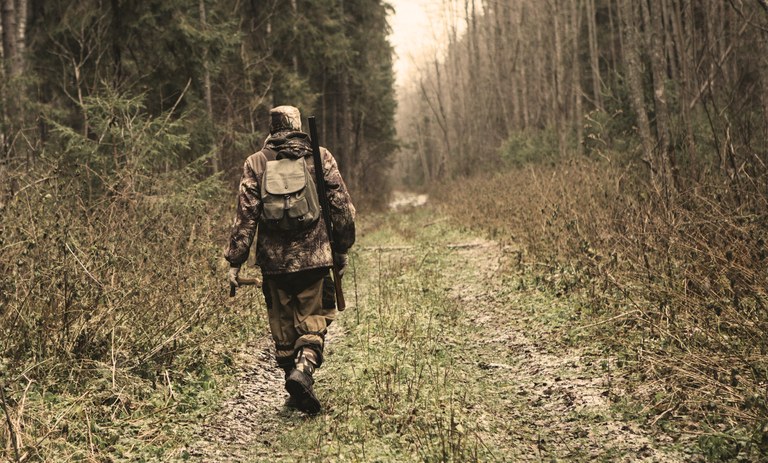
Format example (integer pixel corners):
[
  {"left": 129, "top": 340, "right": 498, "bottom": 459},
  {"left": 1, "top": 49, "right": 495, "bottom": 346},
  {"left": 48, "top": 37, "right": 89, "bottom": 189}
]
[{"left": 261, "top": 146, "right": 278, "bottom": 161}]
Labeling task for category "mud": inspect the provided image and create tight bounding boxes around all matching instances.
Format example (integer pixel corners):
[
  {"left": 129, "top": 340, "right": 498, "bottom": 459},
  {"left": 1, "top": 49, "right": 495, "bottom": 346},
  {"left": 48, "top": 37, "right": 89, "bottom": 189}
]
[
  {"left": 185, "top": 337, "right": 288, "bottom": 461},
  {"left": 445, "top": 238, "right": 683, "bottom": 461}
]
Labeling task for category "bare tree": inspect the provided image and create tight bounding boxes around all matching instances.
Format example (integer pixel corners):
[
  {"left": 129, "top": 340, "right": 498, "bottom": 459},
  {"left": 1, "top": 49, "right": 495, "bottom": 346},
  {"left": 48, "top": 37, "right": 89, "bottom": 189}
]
[
  {"left": 618, "top": 0, "right": 655, "bottom": 178},
  {"left": 586, "top": 0, "right": 603, "bottom": 111},
  {"left": 552, "top": 2, "right": 567, "bottom": 157},
  {"left": 199, "top": 0, "right": 218, "bottom": 173},
  {"left": 642, "top": 0, "right": 677, "bottom": 195},
  {"left": 570, "top": 0, "right": 583, "bottom": 156},
  {"left": 15, "top": 0, "right": 25, "bottom": 63},
  {"left": 1, "top": 0, "right": 19, "bottom": 78}
]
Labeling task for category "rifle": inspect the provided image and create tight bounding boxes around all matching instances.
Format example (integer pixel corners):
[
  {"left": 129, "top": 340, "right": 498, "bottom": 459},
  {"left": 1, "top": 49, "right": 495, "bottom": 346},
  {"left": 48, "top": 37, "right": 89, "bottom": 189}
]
[{"left": 308, "top": 116, "right": 346, "bottom": 311}]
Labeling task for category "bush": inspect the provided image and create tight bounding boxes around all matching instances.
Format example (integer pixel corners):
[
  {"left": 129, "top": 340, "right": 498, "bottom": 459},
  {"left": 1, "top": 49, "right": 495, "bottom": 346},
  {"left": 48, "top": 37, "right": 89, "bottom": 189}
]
[
  {"left": 0, "top": 92, "right": 255, "bottom": 460},
  {"left": 498, "top": 128, "right": 561, "bottom": 167},
  {"left": 431, "top": 151, "right": 768, "bottom": 458}
]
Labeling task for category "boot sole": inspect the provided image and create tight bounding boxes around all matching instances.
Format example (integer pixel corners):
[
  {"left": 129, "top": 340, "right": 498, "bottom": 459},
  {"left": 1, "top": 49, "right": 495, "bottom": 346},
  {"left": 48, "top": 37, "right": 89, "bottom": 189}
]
[{"left": 285, "top": 371, "right": 321, "bottom": 414}]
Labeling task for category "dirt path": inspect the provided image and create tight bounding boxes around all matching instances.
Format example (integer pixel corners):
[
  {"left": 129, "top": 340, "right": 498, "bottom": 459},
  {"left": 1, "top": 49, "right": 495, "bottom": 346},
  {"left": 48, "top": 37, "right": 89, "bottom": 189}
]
[
  {"left": 186, "top": 328, "right": 344, "bottom": 461},
  {"left": 184, "top": 197, "right": 685, "bottom": 461},
  {"left": 185, "top": 336, "right": 287, "bottom": 461},
  {"left": 444, "top": 238, "right": 683, "bottom": 461}
]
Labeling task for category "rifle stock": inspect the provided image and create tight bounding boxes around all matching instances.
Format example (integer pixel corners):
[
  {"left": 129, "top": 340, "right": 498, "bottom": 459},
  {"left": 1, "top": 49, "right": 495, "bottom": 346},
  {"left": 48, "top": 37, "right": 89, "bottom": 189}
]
[
  {"left": 332, "top": 267, "right": 345, "bottom": 309},
  {"left": 308, "top": 116, "right": 346, "bottom": 311}
]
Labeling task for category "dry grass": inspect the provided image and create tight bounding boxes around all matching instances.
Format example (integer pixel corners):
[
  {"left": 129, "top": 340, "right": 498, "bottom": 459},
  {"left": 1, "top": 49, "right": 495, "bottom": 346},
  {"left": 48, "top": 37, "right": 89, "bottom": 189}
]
[
  {"left": 0, "top": 162, "right": 258, "bottom": 460},
  {"left": 432, "top": 156, "right": 768, "bottom": 457}
]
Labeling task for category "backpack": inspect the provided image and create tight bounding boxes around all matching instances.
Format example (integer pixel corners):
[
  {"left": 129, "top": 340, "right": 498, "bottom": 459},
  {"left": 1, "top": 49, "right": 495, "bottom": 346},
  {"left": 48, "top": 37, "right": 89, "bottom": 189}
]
[{"left": 260, "top": 150, "right": 321, "bottom": 231}]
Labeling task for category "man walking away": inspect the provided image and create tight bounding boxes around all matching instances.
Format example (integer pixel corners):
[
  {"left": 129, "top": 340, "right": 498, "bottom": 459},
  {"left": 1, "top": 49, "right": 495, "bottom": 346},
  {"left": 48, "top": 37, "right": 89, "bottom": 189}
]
[{"left": 225, "top": 105, "right": 356, "bottom": 414}]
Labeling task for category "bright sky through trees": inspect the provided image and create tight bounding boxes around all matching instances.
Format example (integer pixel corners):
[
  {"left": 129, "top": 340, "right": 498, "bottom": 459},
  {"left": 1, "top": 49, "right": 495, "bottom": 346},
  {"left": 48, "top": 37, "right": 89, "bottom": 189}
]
[{"left": 387, "top": 0, "right": 457, "bottom": 87}]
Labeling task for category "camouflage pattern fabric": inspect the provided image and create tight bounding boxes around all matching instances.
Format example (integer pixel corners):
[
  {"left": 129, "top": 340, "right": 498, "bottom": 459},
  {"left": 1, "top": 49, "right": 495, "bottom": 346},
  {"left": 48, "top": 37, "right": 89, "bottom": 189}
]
[
  {"left": 225, "top": 130, "right": 356, "bottom": 275},
  {"left": 269, "top": 105, "right": 302, "bottom": 133}
]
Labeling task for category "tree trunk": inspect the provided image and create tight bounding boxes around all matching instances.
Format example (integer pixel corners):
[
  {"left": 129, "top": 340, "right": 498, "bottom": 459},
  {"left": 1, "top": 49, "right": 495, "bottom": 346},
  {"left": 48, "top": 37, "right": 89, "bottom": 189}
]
[
  {"left": 490, "top": 0, "right": 511, "bottom": 137},
  {"left": 552, "top": 2, "right": 567, "bottom": 157},
  {"left": 760, "top": 32, "right": 768, "bottom": 143},
  {"left": 110, "top": 0, "right": 122, "bottom": 81},
  {"left": 535, "top": 13, "right": 546, "bottom": 127},
  {"left": 586, "top": 0, "right": 603, "bottom": 110},
  {"left": 2, "top": 0, "right": 19, "bottom": 78},
  {"left": 671, "top": 0, "right": 696, "bottom": 161},
  {"left": 2, "top": 0, "right": 20, "bottom": 158},
  {"left": 290, "top": 0, "right": 298, "bottom": 74},
  {"left": 415, "top": 118, "right": 431, "bottom": 184},
  {"left": 199, "top": 0, "right": 218, "bottom": 173},
  {"left": 661, "top": 0, "right": 678, "bottom": 82},
  {"left": 339, "top": 72, "right": 353, "bottom": 180},
  {"left": 608, "top": 0, "right": 622, "bottom": 90},
  {"left": 642, "top": 0, "right": 676, "bottom": 195},
  {"left": 618, "top": 0, "right": 655, "bottom": 176},
  {"left": 517, "top": 3, "right": 529, "bottom": 129},
  {"left": 571, "top": 0, "right": 584, "bottom": 156},
  {"left": 14, "top": 0, "right": 25, "bottom": 65}
]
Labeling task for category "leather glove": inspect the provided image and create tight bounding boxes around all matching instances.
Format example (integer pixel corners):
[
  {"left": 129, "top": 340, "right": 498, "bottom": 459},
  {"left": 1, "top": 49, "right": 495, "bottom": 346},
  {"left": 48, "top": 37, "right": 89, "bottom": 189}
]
[
  {"left": 333, "top": 252, "right": 348, "bottom": 277},
  {"left": 228, "top": 266, "right": 240, "bottom": 287}
]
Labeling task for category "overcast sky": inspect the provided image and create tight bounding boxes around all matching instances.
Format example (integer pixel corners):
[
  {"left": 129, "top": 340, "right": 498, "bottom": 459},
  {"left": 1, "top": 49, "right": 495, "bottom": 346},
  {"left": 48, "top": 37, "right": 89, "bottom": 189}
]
[{"left": 387, "top": 0, "right": 447, "bottom": 88}]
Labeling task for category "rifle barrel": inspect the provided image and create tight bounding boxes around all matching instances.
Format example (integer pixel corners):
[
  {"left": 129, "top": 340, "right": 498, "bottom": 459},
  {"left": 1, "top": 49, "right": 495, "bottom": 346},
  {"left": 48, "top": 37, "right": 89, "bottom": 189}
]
[{"left": 308, "top": 116, "right": 346, "bottom": 311}]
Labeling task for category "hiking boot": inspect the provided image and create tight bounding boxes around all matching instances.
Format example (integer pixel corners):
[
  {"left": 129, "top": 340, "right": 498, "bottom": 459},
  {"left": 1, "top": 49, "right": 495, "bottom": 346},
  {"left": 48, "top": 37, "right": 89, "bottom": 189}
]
[
  {"left": 285, "top": 368, "right": 321, "bottom": 414},
  {"left": 283, "top": 393, "right": 302, "bottom": 409},
  {"left": 285, "top": 347, "right": 321, "bottom": 414}
]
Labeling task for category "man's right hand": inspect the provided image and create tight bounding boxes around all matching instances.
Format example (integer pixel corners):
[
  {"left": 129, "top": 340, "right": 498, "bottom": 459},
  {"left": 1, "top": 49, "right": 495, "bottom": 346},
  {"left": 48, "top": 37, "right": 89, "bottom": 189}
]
[{"left": 228, "top": 266, "right": 241, "bottom": 287}]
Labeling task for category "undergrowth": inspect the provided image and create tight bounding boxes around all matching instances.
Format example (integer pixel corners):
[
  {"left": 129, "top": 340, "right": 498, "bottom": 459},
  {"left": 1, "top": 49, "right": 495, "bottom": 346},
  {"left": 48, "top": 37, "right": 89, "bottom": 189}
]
[
  {"left": 431, "top": 156, "right": 768, "bottom": 460},
  {"left": 0, "top": 95, "right": 266, "bottom": 461}
]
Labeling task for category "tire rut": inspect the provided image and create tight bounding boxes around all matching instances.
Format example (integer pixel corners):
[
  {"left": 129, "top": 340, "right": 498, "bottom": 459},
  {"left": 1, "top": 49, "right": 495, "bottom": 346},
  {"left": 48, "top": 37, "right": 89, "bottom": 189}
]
[
  {"left": 445, "top": 238, "right": 684, "bottom": 461},
  {"left": 186, "top": 336, "right": 288, "bottom": 461}
]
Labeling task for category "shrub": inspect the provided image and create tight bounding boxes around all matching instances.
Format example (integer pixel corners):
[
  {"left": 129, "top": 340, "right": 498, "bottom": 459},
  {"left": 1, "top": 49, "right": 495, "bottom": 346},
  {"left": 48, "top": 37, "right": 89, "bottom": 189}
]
[
  {"left": 431, "top": 150, "right": 768, "bottom": 458},
  {"left": 0, "top": 92, "right": 252, "bottom": 460}
]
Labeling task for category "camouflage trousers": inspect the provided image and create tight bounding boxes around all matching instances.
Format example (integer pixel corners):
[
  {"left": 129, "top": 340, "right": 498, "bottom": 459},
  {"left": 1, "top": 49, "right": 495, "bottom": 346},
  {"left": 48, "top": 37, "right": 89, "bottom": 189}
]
[{"left": 262, "top": 268, "right": 336, "bottom": 372}]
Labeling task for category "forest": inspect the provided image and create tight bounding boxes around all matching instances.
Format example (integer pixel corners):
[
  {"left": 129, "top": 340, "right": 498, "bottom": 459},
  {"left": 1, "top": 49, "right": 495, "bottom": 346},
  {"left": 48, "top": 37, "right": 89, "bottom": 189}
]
[
  {"left": 1, "top": 0, "right": 768, "bottom": 460},
  {"left": 397, "top": 0, "right": 768, "bottom": 459}
]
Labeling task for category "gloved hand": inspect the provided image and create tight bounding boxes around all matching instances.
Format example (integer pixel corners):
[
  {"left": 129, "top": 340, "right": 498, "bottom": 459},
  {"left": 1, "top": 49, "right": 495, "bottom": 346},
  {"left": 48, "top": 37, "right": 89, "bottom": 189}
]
[
  {"left": 228, "top": 266, "right": 241, "bottom": 287},
  {"left": 333, "top": 252, "right": 348, "bottom": 277}
]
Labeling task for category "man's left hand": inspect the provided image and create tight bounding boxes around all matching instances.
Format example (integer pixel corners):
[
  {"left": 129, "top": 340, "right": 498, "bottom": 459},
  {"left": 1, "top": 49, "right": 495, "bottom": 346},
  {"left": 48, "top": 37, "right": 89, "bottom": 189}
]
[{"left": 333, "top": 253, "right": 348, "bottom": 277}]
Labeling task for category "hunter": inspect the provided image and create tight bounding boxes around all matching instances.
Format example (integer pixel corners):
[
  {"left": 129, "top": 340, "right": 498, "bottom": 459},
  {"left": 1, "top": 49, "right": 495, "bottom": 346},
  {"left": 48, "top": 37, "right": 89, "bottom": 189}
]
[{"left": 225, "top": 105, "right": 356, "bottom": 414}]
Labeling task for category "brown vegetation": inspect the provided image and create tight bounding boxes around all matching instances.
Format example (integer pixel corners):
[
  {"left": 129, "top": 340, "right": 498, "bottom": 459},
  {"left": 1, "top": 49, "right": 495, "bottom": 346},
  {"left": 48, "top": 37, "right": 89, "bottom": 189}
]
[
  {"left": 0, "top": 159, "right": 241, "bottom": 459},
  {"left": 433, "top": 157, "right": 768, "bottom": 457},
  {"left": 395, "top": 1, "right": 768, "bottom": 456}
]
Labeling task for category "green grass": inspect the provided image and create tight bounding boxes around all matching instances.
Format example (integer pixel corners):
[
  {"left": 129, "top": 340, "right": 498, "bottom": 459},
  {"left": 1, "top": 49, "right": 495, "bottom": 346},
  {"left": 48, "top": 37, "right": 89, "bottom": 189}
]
[
  {"left": 3, "top": 204, "right": 694, "bottom": 461},
  {"left": 205, "top": 208, "right": 684, "bottom": 462},
  {"left": 233, "top": 211, "right": 502, "bottom": 461}
]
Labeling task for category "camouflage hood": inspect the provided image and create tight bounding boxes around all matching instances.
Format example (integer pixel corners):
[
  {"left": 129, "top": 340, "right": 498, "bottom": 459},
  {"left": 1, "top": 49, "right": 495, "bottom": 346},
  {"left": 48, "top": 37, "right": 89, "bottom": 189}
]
[{"left": 265, "top": 130, "right": 313, "bottom": 159}]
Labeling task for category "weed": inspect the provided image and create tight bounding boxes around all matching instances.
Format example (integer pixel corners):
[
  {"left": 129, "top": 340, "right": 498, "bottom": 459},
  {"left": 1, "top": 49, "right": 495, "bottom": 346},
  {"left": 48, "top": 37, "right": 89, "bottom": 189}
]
[{"left": 431, "top": 155, "right": 768, "bottom": 459}]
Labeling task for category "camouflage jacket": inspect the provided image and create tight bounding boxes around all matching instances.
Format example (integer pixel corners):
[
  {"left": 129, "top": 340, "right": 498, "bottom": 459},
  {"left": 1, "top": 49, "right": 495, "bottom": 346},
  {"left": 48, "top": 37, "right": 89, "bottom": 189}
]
[{"left": 225, "top": 131, "right": 356, "bottom": 275}]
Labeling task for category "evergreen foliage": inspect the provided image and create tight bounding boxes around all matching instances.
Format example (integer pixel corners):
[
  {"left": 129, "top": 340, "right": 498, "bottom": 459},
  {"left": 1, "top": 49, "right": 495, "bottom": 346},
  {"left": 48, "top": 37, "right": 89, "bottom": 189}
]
[
  {"left": 0, "top": 1, "right": 396, "bottom": 458},
  {"left": 3, "top": 0, "right": 396, "bottom": 202}
]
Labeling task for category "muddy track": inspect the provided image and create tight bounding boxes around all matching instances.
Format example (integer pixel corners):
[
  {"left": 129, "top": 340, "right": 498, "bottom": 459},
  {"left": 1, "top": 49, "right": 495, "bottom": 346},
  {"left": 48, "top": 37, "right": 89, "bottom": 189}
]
[
  {"left": 186, "top": 336, "right": 288, "bottom": 461},
  {"left": 186, "top": 327, "right": 343, "bottom": 461},
  {"left": 184, "top": 197, "right": 683, "bottom": 460},
  {"left": 445, "top": 238, "right": 683, "bottom": 461}
]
